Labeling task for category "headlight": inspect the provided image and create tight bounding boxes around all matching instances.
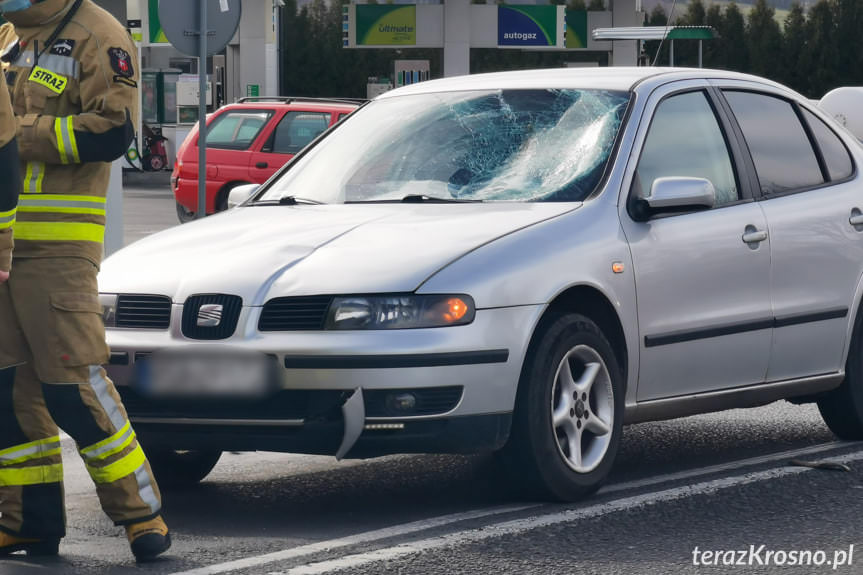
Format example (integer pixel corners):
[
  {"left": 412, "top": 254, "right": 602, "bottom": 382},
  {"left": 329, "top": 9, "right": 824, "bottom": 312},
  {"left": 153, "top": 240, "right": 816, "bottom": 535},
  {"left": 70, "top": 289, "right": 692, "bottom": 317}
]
[
  {"left": 99, "top": 293, "right": 118, "bottom": 327},
  {"left": 325, "top": 295, "right": 475, "bottom": 330}
]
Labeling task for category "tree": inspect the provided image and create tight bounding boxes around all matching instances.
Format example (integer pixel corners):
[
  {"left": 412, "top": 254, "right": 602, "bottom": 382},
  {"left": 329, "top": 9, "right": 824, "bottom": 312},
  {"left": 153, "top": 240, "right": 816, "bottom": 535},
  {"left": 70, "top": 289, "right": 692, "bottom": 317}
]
[
  {"left": 704, "top": 3, "right": 724, "bottom": 69},
  {"left": 746, "top": 0, "right": 783, "bottom": 79},
  {"left": 567, "top": 0, "right": 586, "bottom": 10},
  {"left": 721, "top": 2, "right": 749, "bottom": 72},
  {"left": 806, "top": 0, "right": 840, "bottom": 97},
  {"left": 587, "top": 0, "right": 605, "bottom": 10},
  {"left": 781, "top": 2, "right": 810, "bottom": 94},
  {"left": 644, "top": 4, "right": 667, "bottom": 66}
]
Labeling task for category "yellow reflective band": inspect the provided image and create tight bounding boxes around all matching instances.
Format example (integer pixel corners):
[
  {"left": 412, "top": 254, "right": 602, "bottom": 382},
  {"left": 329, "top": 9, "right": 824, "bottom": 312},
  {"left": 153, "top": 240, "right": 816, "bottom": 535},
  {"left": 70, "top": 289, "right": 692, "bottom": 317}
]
[
  {"left": 23, "top": 162, "right": 45, "bottom": 194},
  {"left": 81, "top": 421, "right": 132, "bottom": 457},
  {"left": 0, "top": 207, "right": 15, "bottom": 230},
  {"left": 0, "top": 436, "right": 61, "bottom": 460},
  {"left": 0, "top": 448, "right": 61, "bottom": 466},
  {"left": 66, "top": 116, "right": 80, "bottom": 163},
  {"left": 17, "top": 206, "right": 106, "bottom": 216},
  {"left": 19, "top": 194, "right": 106, "bottom": 204},
  {"left": 29, "top": 66, "right": 67, "bottom": 95},
  {"left": 86, "top": 444, "right": 146, "bottom": 484},
  {"left": 55, "top": 118, "right": 69, "bottom": 164},
  {"left": 14, "top": 221, "right": 105, "bottom": 243},
  {"left": 0, "top": 463, "right": 63, "bottom": 486}
]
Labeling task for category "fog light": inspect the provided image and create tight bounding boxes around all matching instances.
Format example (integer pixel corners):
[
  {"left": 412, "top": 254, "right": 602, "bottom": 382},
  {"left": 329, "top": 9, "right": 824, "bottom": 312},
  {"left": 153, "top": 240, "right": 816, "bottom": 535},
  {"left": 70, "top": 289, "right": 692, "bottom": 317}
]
[{"left": 386, "top": 392, "right": 417, "bottom": 413}]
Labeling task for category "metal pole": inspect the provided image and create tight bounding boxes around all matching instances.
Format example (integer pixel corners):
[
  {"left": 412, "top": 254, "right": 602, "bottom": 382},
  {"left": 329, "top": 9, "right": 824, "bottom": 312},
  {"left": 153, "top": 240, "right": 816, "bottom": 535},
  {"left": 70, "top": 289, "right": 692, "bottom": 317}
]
[
  {"left": 197, "top": 0, "right": 208, "bottom": 220},
  {"left": 669, "top": 39, "right": 674, "bottom": 67},
  {"left": 698, "top": 40, "right": 703, "bottom": 68}
]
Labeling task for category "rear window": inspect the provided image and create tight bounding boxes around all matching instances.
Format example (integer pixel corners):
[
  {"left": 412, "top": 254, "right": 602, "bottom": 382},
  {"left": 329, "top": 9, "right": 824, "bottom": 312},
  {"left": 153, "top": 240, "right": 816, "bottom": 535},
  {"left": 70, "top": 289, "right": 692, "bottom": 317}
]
[
  {"left": 802, "top": 108, "right": 854, "bottom": 182},
  {"left": 206, "top": 110, "right": 273, "bottom": 150}
]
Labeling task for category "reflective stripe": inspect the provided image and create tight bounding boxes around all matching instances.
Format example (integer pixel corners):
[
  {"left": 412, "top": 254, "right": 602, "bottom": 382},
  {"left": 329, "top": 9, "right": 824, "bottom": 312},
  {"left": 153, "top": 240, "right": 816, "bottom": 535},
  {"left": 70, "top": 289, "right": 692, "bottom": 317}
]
[
  {"left": 134, "top": 464, "right": 160, "bottom": 514},
  {"left": 0, "top": 436, "right": 62, "bottom": 465},
  {"left": 55, "top": 118, "right": 73, "bottom": 164},
  {"left": 88, "top": 366, "right": 126, "bottom": 431},
  {"left": 80, "top": 420, "right": 135, "bottom": 462},
  {"left": 66, "top": 117, "right": 80, "bottom": 163},
  {"left": 23, "top": 162, "right": 45, "bottom": 194},
  {"left": 16, "top": 206, "right": 105, "bottom": 216},
  {"left": 20, "top": 194, "right": 106, "bottom": 204},
  {"left": 85, "top": 444, "right": 146, "bottom": 483},
  {"left": 13, "top": 221, "right": 104, "bottom": 242},
  {"left": 11, "top": 51, "right": 80, "bottom": 78},
  {"left": 0, "top": 463, "right": 63, "bottom": 486},
  {"left": 18, "top": 198, "right": 107, "bottom": 211},
  {"left": 0, "top": 208, "right": 15, "bottom": 230}
]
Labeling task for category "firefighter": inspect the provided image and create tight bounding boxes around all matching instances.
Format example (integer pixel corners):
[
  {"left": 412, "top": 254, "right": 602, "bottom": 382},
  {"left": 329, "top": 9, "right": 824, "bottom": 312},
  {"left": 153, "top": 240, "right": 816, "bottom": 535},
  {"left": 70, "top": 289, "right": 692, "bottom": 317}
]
[{"left": 0, "top": 0, "right": 170, "bottom": 561}]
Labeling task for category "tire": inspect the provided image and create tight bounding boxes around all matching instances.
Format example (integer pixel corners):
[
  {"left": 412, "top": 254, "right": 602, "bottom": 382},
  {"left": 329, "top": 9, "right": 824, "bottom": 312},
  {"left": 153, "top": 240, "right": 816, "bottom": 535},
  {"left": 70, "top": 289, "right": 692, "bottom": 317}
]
[
  {"left": 502, "top": 313, "right": 624, "bottom": 501},
  {"left": 817, "top": 312, "right": 863, "bottom": 439},
  {"left": 176, "top": 201, "right": 196, "bottom": 224},
  {"left": 146, "top": 449, "right": 222, "bottom": 488}
]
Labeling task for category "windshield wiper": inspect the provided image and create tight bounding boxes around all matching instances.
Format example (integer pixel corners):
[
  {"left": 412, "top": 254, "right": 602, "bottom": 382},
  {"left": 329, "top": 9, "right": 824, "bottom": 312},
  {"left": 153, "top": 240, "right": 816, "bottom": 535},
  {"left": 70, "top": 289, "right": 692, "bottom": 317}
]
[
  {"left": 254, "top": 195, "right": 324, "bottom": 206},
  {"left": 400, "top": 194, "right": 482, "bottom": 203}
]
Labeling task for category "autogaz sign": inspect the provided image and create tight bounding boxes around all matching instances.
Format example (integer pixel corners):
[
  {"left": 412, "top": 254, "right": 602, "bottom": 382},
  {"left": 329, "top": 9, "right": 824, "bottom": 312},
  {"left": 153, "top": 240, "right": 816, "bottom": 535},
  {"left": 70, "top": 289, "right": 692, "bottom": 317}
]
[
  {"left": 356, "top": 5, "right": 416, "bottom": 46},
  {"left": 498, "top": 6, "right": 558, "bottom": 47}
]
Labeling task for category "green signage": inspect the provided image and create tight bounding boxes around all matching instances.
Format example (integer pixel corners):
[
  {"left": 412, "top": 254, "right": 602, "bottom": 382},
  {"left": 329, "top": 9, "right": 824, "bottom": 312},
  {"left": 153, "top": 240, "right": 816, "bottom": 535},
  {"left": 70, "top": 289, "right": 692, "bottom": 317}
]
[
  {"left": 246, "top": 84, "right": 260, "bottom": 98},
  {"left": 498, "top": 6, "right": 558, "bottom": 47},
  {"left": 565, "top": 11, "right": 588, "bottom": 49},
  {"left": 355, "top": 5, "right": 416, "bottom": 46},
  {"left": 148, "top": 0, "right": 169, "bottom": 44}
]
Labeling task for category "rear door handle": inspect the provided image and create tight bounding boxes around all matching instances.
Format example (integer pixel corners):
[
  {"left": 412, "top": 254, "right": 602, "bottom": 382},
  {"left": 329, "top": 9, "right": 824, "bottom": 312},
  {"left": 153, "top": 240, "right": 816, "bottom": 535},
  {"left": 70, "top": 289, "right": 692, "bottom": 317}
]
[
  {"left": 742, "top": 230, "right": 768, "bottom": 244},
  {"left": 256, "top": 162, "right": 268, "bottom": 169},
  {"left": 850, "top": 208, "right": 863, "bottom": 227}
]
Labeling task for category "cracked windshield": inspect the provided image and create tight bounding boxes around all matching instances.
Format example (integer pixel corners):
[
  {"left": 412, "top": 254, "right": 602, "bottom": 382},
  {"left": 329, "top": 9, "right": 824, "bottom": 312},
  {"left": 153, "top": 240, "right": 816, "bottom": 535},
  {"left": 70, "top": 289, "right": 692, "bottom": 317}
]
[{"left": 259, "top": 89, "right": 630, "bottom": 204}]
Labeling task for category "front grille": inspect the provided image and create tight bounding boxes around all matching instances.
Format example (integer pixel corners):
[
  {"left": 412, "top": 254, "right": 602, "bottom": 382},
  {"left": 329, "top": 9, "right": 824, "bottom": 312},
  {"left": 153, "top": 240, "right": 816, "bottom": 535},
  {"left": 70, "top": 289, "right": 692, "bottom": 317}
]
[
  {"left": 259, "top": 296, "right": 334, "bottom": 331},
  {"left": 364, "top": 387, "right": 463, "bottom": 417},
  {"left": 116, "top": 295, "right": 172, "bottom": 329},
  {"left": 182, "top": 294, "right": 243, "bottom": 340}
]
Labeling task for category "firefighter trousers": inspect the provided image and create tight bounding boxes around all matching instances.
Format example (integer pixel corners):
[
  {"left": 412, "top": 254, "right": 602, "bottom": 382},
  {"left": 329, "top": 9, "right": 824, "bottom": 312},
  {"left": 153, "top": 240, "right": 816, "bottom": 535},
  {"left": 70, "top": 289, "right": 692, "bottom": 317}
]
[{"left": 0, "top": 257, "right": 161, "bottom": 539}]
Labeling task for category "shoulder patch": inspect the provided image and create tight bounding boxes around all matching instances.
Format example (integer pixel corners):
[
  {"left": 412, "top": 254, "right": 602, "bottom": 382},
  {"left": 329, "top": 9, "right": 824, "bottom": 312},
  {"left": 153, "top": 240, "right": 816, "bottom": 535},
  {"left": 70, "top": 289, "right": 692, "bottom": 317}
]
[
  {"left": 108, "top": 47, "right": 134, "bottom": 78},
  {"left": 0, "top": 40, "right": 20, "bottom": 64},
  {"left": 50, "top": 39, "right": 76, "bottom": 56}
]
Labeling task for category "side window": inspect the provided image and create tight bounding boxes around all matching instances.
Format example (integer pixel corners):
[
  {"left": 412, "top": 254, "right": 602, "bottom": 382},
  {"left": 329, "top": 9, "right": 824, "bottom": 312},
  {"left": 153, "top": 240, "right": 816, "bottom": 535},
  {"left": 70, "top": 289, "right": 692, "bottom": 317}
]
[
  {"left": 205, "top": 111, "right": 271, "bottom": 150},
  {"left": 801, "top": 108, "right": 854, "bottom": 182},
  {"left": 336, "top": 113, "right": 351, "bottom": 123},
  {"left": 724, "top": 91, "right": 824, "bottom": 194},
  {"left": 270, "top": 112, "right": 330, "bottom": 155},
  {"left": 635, "top": 91, "right": 740, "bottom": 207}
]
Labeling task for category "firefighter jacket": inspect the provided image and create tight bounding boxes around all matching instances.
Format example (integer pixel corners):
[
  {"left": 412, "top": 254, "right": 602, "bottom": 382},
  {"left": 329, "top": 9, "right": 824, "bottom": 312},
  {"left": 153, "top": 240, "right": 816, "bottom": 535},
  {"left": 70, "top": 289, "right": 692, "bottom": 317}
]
[
  {"left": 0, "top": 76, "right": 19, "bottom": 272},
  {"left": 0, "top": 0, "right": 138, "bottom": 266}
]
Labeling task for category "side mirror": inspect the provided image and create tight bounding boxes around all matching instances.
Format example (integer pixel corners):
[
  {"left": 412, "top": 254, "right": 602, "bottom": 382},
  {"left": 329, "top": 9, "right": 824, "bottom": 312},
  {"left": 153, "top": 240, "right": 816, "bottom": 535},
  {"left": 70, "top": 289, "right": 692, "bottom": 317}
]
[
  {"left": 227, "top": 184, "right": 260, "bottom": 209},
  {"left": 635, "top": 177, "right": 715, "bottom": 220}
]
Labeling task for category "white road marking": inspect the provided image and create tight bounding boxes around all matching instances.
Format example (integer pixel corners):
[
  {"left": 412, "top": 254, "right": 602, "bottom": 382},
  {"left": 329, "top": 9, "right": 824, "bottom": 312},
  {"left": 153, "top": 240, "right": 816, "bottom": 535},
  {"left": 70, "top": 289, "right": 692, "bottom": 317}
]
[
  {"left": 272, "top": 448, "right": 863, "bottom": 575},
  {"left": 169, "top": 440, "right": 853, "bottom": 575},
  {"left": 600, "top": 440, "right": 848, "bottom": 494},
  {"left": 167, "top": 504, "right": 540, "bottom": 575}
]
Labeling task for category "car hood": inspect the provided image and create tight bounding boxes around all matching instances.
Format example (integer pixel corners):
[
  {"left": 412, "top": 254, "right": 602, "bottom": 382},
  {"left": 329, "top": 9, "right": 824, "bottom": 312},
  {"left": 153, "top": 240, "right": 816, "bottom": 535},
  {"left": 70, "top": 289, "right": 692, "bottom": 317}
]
[{"left": 99, "top": 203, "right": 579, "bottom": 305}]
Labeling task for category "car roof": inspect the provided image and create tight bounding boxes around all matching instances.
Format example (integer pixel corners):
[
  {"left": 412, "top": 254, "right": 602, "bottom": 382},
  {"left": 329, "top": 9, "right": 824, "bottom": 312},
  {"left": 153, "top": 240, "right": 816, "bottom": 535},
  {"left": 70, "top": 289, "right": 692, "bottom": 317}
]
[
  {"left": 378, "top": 67, "right": 793, "bottom": 98},
  {"left": 223, "top": 98, "right": 361, "bottom": 112}
]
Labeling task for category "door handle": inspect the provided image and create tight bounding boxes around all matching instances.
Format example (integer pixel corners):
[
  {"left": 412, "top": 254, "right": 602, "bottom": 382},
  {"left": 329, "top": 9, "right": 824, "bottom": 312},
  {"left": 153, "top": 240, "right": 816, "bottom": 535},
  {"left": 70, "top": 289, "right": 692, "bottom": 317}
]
[
  {"left": 850, "top": 208, "right": 863, "bottom": 227},
  {"left": 256, "top": 162, "right": 268, "bottom": 169},
  {"left": 742, "top": 229, "right": 768, "bottom": 244}
]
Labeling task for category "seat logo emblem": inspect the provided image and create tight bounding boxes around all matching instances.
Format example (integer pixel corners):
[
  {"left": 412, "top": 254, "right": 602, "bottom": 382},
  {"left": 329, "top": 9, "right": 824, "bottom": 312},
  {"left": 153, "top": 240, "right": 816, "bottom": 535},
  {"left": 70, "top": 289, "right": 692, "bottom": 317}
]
[{"left": 197, "top": 304, "right": 223, "bottom": 327}]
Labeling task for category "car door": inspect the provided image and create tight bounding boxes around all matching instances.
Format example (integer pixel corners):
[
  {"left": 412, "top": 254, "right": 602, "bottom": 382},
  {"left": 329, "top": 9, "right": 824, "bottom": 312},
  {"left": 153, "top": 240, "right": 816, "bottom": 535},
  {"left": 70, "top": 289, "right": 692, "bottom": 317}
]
[
  {"left": 250, "top": 110, "right": 332, "bottom": 182},
  {"left": 203, "top": 108, "right": 274, "bottom": 186},
  {"left": 720, "top": 87, "right": 863, "bottom": 381},
  {"left": 620, "top": 85, "right": 773, "bottom": 402}
]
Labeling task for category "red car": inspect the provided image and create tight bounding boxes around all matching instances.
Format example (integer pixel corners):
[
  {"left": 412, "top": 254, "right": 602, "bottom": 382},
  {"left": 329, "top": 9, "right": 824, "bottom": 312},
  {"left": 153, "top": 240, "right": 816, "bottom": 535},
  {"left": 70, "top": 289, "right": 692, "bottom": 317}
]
[{"left": 172, "top": 97, "right": 360, "bottom": 222}]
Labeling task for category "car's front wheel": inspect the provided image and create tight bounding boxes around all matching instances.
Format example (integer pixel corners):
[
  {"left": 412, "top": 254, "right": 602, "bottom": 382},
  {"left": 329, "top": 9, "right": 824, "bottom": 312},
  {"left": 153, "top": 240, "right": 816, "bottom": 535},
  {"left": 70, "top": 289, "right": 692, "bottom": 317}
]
[
  {"left": 146, "top": 449, "right": 222, "bottom": 488},
  {"left": 503, "top": 313, "right": 623, "bottom": 501}
]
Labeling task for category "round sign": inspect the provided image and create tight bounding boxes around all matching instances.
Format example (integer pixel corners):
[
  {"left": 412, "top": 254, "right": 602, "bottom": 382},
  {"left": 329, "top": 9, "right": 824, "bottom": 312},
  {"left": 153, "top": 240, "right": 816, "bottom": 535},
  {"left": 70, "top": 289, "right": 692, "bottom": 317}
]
[{"left": 158, "top": 0, "right": 242, "bottom": 57}]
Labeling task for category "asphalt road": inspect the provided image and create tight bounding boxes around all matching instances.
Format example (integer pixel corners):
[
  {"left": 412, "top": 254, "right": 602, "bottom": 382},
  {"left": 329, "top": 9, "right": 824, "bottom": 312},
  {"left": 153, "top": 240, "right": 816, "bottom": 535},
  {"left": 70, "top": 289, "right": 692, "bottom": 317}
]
[{"left": 2, "top": 183, "right": 862, "bottom": 575}]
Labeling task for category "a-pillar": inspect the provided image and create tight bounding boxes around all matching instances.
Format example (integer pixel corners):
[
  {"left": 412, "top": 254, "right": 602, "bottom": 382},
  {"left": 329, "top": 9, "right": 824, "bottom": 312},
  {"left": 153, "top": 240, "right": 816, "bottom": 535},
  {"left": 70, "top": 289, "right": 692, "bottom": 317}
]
[
  {"left": 444, "top": 0, "right": 470, "bottom": 78},
  {"left": 610, "top": 0, "right": 640, "bottom": 66}
]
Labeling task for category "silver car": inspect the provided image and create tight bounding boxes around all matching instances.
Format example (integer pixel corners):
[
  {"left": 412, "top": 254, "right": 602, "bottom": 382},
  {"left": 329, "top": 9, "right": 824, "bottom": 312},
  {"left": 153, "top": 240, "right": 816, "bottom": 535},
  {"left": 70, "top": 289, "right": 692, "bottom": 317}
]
[{"left": 99, "top": 68, "right": 863, "bottom": 499}]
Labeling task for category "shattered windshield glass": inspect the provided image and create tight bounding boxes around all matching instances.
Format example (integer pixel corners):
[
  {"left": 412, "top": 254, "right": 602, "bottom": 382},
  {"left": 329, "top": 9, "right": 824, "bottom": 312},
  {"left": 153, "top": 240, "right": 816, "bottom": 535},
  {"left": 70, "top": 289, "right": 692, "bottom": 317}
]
[{"left": 258, "top": 89, "right": 630, "bottom": 204}]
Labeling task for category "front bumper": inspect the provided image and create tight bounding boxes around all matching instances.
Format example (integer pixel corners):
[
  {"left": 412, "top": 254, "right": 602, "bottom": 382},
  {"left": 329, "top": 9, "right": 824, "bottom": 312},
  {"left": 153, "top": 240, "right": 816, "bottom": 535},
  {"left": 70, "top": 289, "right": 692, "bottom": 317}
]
[{"left": 106, "top": 305, "right": 543, "bottom": 457}]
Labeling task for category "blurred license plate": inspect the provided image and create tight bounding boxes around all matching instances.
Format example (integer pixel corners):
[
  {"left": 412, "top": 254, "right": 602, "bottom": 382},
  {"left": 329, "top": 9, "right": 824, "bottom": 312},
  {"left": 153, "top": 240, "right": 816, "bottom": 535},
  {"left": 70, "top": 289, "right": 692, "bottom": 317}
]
[{"left": 135, "top": 349, "right": 275, "bottom": 398}]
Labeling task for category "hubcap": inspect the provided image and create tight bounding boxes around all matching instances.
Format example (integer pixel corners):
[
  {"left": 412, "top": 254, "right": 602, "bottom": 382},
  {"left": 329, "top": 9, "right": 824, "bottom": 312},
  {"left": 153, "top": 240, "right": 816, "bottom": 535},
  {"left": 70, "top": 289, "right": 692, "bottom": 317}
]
[{"left": 551, "top": 345, "right": 614, "bottom": 474}]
